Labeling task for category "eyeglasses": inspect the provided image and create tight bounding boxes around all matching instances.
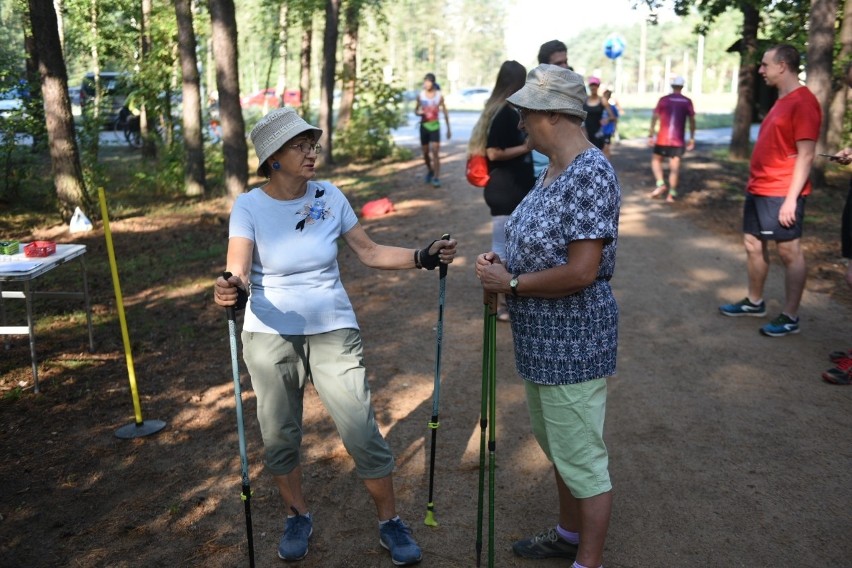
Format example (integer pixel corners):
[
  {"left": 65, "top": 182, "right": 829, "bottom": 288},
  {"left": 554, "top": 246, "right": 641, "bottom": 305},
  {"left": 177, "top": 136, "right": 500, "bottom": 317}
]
[
  {"left": 289, "top": 141, "right": 322, "bottom": 154},
  {"left": 514, "top": 107, "right": 544, "bottom": 120}
]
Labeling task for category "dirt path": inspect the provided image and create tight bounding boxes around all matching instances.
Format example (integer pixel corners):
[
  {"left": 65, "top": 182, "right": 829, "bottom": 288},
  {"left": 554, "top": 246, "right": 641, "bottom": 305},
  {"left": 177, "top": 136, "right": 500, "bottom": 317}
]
[
  {"left": 300, "top": 137, "right": 852, "bottom": 567},
  {"left": 0, "top": 137, "right": 849, "bottom": 567}
]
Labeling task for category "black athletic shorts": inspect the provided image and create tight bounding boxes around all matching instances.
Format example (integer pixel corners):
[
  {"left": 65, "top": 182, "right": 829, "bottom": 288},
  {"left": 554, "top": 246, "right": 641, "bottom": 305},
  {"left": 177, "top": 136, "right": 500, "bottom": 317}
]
[
  {"left": 419, "top": 124, "right": 440, "bottom": 145},
  {"left": 653, "top": 145, "right": 685, "bottom": 158},
  {"left": 742, "top": 193, "right": 806, "bottom": 241}
]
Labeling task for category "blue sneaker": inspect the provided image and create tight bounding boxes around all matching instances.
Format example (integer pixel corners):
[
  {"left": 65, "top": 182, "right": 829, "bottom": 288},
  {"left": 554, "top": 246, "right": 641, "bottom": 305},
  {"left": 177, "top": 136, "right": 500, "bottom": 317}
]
[
  {"left": 424, "top": 171, "right": 434, "bottom": 184},
  {"left": 719, "top": 297, "right": 766, "bottom": 317},
  {"left": 277, "top": 512, "right": 313, "bottom": 561},
  {"left": 379, "top": 517, "right": 422, "bottom": 566},
  {"left": 431, "top": 177, "right": 441, "bottom": 188},
  {"left": 760, "top": 313, "right": 800, "bottom": 337}
]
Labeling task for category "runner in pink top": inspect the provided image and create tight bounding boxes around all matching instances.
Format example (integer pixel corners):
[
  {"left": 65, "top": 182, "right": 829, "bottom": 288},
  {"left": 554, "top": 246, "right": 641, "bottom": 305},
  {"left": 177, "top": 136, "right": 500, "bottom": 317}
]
[{"left": 647, "top": 76, "right": 695, "bottom": 202}]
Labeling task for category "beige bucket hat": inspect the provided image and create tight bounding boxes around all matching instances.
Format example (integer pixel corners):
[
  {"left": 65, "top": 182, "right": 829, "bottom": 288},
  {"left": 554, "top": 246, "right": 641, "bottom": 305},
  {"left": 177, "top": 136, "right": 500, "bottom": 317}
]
[
  {"left": 506, "top": 64, "right": 588, "bottom": 121},
  {"left": 250, "top": 106, "right": 322, "bottom": 167}
]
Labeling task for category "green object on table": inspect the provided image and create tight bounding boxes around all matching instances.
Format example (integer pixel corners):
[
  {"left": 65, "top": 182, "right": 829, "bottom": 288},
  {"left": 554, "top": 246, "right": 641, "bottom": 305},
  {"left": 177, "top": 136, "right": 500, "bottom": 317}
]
[{"left": 0, "top": 240, "right": 20, "bottom": 255}]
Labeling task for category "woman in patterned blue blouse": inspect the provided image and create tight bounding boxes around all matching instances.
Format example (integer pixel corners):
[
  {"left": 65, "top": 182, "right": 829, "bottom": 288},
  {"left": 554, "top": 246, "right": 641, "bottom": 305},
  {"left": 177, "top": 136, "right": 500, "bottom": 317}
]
[{"left": 475, "top": 65, "right": 621, "bottom": 568}]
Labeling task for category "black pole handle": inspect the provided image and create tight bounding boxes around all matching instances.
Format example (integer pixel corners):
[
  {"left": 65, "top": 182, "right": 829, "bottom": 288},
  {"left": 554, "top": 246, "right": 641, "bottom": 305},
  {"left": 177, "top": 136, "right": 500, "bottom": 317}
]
[
  {"left": 439, "top": 233, "right": 450, "bottom": 278},
  {"left": 222, "top": 271, "right": 236, "bottom": 322}
]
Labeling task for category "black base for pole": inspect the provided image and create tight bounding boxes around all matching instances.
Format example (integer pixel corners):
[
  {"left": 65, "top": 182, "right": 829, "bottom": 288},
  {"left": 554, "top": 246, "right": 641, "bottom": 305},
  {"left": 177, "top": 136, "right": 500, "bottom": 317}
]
[{"left": 115, "top": 419, "right": 167, "bottom": 439}]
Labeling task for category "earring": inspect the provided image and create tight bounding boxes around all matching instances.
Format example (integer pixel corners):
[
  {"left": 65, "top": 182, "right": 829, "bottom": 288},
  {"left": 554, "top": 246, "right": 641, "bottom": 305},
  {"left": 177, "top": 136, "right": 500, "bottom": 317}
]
[{"left": 271, "top": 161, "right": 281, "bottom": 170}]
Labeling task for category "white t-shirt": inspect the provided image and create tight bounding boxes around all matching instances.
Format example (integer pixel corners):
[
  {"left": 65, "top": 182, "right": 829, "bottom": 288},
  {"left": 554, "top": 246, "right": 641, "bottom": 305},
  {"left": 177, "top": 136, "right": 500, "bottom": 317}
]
[{"left": 229, "top": 180, "right": 360, "bottom": 335}]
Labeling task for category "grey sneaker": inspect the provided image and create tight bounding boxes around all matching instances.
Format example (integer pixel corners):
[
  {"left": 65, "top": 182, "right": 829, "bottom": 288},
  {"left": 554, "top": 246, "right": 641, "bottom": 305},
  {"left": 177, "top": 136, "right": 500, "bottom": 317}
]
[
  {"left": 760, "top": 313, "right": 800, "bottom": 337},
  {"left": 719, "top": 297, "right": 766, "bottom": 317},
  {"left": 379, "top": 517, "right": 422, "bottom": 566},
  {"left": 277, "top": 512, "right": 313, "bottom": 561},
  {"left": 511, "top": 527, "right": 578, "bottom": 559}
]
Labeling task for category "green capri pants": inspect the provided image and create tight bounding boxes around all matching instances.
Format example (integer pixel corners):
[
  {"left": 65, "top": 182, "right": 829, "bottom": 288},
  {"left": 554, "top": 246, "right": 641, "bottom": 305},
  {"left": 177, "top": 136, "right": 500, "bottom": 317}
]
[
  {"left": 524, "top": 378, "right": 611, "bottom": 499},
  {"left": 241, "top": 328, "right": 395, "bottom": 479}
]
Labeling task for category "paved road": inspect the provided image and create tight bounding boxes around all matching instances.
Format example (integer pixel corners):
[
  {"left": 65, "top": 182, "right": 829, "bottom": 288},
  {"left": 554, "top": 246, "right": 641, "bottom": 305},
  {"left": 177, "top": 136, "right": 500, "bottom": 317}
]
[{"left": 392, "top": 110, "right": 760, "bottom": 148}]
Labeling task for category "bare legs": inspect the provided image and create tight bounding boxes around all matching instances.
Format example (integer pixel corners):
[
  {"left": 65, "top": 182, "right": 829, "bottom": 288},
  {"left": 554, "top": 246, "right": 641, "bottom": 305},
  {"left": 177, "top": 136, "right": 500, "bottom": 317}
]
[
  {"left": 275, "top": 468, "right": 397, "bottom": 520},
  {"left": 554, "top": 467, "right": 611, "bottom": 568},
  {"left": 743, "top": 233, "right": 806, "bottom": 317},
  {"left": 650, "top": 154, "right": 665, "bottom": 189},
  {"left": 429, "top": 141, "right": 441, "bottom": 181},
  {"left": 421, "top": 141, "right": 441, "bottom": 182},
  {"left": 649, "top": 154, "right": 682, "bottom": 201},
  {"left": 421, "top": 144, "right": 433, "bottom": 179},
  {"left": 274, "top": 466, "right": 309, "bottom": 514}
]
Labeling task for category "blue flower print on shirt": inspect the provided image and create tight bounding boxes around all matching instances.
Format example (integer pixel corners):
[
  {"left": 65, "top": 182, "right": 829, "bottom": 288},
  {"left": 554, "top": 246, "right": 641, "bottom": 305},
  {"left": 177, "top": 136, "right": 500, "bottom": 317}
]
[{"left": 295, "top": 187, "right": 333, "bottom": 231}]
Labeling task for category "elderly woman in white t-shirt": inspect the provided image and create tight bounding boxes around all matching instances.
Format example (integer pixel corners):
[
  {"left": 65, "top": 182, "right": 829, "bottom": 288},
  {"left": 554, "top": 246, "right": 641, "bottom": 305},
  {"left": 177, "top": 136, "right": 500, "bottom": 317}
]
[{"left": 213, "top": 107, "right": 456, "bottom": 567}]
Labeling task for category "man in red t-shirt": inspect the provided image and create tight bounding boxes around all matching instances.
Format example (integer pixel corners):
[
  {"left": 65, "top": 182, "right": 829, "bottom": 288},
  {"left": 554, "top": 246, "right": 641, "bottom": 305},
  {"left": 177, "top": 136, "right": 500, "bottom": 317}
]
[
  {"left": 647, "top": 76, "right": 696, "bottom": 202},
  {"left": 719, "top": 44, "right": 822, "bottom": 337}
]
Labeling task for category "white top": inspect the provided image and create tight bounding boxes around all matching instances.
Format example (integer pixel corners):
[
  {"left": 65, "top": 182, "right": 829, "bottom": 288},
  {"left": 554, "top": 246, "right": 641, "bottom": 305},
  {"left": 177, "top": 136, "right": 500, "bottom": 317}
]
[{"left": 229, "top": 181, "right": 360, "bottom": 335}]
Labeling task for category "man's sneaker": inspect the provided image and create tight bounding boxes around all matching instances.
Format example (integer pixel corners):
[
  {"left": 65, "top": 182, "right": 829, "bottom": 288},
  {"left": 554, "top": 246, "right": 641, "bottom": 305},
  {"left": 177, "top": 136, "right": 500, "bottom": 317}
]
[
  {"left": 277, "top": 512, "right": 313, "bottom": 561},
  {"left": 760, "top": 313, "right": 800, "bottom": 337},
  {"left": 431, "top": 177, "right": 441, "bottom": 188},
  {"left": 379, "top": 517, "right": 422, "bottom": 566},
  {"left": 719, "top": 298, "right": 766, "bottom": 317},
  {"left": 424, "top": 171, "right": 434, "bottom": 184},
  {"left": 511, "top": 527, "right": 578, "bottom": 560}
]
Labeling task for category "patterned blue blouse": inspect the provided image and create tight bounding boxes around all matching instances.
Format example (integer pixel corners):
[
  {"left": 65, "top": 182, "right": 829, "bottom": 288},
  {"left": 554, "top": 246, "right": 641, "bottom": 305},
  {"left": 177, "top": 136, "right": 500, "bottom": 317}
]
[{"left": 505, "top": 148, "right": 621, "bottom": 385}]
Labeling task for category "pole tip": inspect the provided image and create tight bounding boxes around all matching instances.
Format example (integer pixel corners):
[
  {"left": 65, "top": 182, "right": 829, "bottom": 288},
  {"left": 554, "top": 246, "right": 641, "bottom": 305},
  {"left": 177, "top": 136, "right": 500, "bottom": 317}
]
[{"left": 424, "top": 507, "right": 438, "bottom": 527}]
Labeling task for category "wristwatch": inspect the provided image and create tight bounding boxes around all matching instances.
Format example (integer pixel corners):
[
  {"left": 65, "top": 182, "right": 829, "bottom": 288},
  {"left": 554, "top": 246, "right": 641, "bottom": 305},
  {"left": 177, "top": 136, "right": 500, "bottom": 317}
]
[{"left": 509, "top": 274, "right": 521, "bottom": 296}]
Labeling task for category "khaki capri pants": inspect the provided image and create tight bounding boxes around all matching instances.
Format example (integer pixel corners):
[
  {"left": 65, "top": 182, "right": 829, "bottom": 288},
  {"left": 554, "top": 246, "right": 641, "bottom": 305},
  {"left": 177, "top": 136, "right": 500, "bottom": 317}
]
[{"left": 241, "top": 328, "right": 395, "bottom": 479}]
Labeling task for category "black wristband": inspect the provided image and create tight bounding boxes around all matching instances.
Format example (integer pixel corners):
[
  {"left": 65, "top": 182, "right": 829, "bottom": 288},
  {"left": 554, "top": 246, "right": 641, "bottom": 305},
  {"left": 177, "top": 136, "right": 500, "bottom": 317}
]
[{"left": 419, "top": 240, "right": 440, "bottom": 270}]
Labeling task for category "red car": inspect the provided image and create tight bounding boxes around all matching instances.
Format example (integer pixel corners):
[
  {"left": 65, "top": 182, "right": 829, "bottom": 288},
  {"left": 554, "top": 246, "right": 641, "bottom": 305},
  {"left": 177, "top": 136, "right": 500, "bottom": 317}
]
[{"left": 240, "top": 88, "right": 281, "bottom": 109}]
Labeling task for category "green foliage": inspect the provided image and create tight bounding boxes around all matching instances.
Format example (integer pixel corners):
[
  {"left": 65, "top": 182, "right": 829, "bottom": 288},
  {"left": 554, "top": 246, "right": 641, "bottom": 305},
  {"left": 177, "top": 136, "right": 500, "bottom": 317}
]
[
  {"left": 0, "top": 123, "right": 34, "bottom": 201},
  {"left": 383, "top": 0, "right": 506, "bottom": 92},
  {"left": 334, "top": 59, "right": 406, "bottom": 162},
  {"left": 62, "top": 0, "right": 141, "bottom": 77},
  {"left": 567, "top": 9, "right": 743, "bottom": 95},
  {"left": 3, "top": 386, "right": 22, "bottom": 401}
]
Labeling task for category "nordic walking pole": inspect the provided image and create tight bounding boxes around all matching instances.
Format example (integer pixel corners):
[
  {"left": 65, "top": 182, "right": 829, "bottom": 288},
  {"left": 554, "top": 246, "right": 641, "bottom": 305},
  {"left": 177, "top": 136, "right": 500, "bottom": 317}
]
[
  {"left": 486, "top": 291, "right": 497, "bottom": 568},
  {"left": 222, "top": 271, "right": 255, "bottom": 568},
  {"left": 425, "top": 233, "right": 450, "bottom": 527},
  {"left": 476, "top": 291, "right": 497, "bottom": 566}
]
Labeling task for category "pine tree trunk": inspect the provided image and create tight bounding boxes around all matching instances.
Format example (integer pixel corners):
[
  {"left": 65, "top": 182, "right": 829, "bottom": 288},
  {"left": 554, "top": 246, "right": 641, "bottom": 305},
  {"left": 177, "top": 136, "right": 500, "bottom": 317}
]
[
  {"left": 337, "top": 2, "right": 359, "bottom": 131},
  {"left": 175, "top": 0, "right": 206, "bottom": 196},
  {"left": 209, "top": 0, "right": 248, "bottom": 200},
  {"left": 729, "top": 5, "right": 760, "bottom": 160},
  {"left": 276, "top": 4, "right": 288, "bottom": 104},
  {"left": 299, "top": 16, "right": 313, "bottom": 119},
  {"left": 826, "top": 0, "right": 851, "bottom": 152},
  {"left": 28, "top": 0, "right": 89, "bottom": 221},
  {"left": 141, "top": 0, "right": 157, "bottom": 159},
  {"left": 806, "top": 0, "right": 839, "bottom": 185},
  {"left": 319, "top": 0, "right": 341, "bottom": 164}
]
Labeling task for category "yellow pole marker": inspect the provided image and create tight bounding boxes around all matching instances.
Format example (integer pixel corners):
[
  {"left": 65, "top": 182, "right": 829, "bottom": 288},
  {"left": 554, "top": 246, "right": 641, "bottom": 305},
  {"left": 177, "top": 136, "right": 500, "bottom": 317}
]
[{"left": 98, "top": 188, "right": 165, "bottom": 438}]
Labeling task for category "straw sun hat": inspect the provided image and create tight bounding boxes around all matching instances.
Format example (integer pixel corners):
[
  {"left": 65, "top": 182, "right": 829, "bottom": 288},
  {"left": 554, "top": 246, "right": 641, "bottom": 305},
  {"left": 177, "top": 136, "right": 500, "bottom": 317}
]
[
  {"left": 250, "top": 106, "right": 323, "bottom": 169},
  {"left": 506, "top": 64, "right": 588, "bottom": 121}
]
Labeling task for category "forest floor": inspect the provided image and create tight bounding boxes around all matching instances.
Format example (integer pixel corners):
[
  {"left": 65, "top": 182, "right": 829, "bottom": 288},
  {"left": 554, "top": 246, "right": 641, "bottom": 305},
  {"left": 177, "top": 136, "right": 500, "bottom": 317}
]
[{"left": 0, "top": 134, "right": 850, "bottom": 567}]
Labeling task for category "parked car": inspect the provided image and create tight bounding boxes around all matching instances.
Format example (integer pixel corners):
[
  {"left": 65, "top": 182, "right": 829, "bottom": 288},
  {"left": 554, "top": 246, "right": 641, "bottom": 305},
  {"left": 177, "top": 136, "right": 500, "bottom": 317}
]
[
  {"left": 240, "top": 88, "right": 281, "bottom": 109},
  {"left": 0, "top": 86, "right": 26, "bottom": 118},
  {"left": 458, "top": 87, "right": 491, "bottom": 105},
  {"left": 79, "top": 72, "right": 132, "bottom": 126},
  {"left": 68, "top": 86, "right": 82, "bottom": 108}
]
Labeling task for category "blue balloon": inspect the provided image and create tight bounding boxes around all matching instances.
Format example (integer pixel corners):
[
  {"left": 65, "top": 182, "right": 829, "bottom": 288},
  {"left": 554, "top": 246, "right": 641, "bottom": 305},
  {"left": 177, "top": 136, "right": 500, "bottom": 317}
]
[{"left": 604, "top": 35, "right": 626, "bottom": 60}]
